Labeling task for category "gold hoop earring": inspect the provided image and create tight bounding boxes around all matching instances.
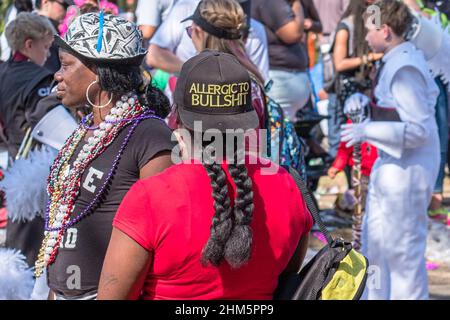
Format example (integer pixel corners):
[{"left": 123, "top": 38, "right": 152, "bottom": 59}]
[{"left": 85, "top": 77, "right": 113, "bottom": 108}]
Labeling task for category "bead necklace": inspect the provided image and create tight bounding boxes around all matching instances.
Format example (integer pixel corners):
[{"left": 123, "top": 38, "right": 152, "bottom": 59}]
[
  {"left": 81, "top": 110, "right": 156, "bottom": 130},
  {"left": 35, "top": 93, "right": 163, "bottom": 277}
]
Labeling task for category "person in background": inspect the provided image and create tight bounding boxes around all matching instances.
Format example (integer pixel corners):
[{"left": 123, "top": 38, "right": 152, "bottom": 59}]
[
  {"left": 313, "top": 0, "right": 349, "bottom": 46},
  {"left": 0, "top": 12, "right": 55, "bottom": 160},
  {"left": 300, "top": 0, "right": 322, "bottom": 36},
  {"left": 146, "top": 0, "right": 269, "bottom": 82},
  {"left": 341, "top": 0, "right": 440, "bottom": 299},
  {"left": 427, "top": 75, "right": 449, "bottom": 222},
  {"left": 180, "top": 0, "right": 266, "bottom": 129},
  {"left": 252, "top": 0, "right": 311, "bottom": 121},
  {"left": 0, "top": 12, "right": 56, "bottom": 272},
  {"left": 34, "top": 0, "right": 74, "bottom": 73},
  {"left": 178, "top": 0, "right": 304, "bottom": 174},
  {"left": 59, "top": 0, "right": 119, "bottom": 36},
  {"left": 328, "top": 109, "right": 378, "bottom": 251},
  {"left": 402, "top": 0, "right": 450, "bottom": 223},
  {"left": 299, "top": 0, "right": 322, "bottom": 71},
  {"left": 135, "top": 0, "right": 177, "bottom": 45},
  {"left": 1, "top": 0, "right": 35, "bottom": 62},
  {"left": 333, "top": 0, "right": 381, "bottom": 107},
  {"left": 312, "top": 0, "right": 349, "bottom": 157},
  {"left": 330, "top": 0, "right": 381, "bottom": 159},
  {"left": 97, "top": 50, "right": 312, "bottom": 300}
]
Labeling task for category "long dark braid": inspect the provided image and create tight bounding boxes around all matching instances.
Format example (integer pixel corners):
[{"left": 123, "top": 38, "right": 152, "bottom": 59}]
[
  {"left": 201, "top": 138, "right": 254, "bottom": 268},
  {"left": 225, "top": 143, "right": 254, "bottom": 268},
  {"left": 201, "top": 160, "right": 234, "bottom": 267},
  {"left": 225, "top": 162, "right": 254, "bottom": 268}
]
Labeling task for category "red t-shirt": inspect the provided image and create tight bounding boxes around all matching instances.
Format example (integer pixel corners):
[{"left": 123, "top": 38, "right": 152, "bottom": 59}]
[{"left": 113, "top": 159, "right": 312, "bottom": 300}]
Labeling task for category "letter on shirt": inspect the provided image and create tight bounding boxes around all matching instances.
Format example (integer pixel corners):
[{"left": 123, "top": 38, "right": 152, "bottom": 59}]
[{"left": 82, "top": 167, "right": 104, "bottom": 193}]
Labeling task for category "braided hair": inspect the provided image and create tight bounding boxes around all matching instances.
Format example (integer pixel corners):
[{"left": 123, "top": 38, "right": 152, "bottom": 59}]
[
  {"left": 201, "top": 136, "right": 254, "bottom": 268},
  {"left": 201, "top": 161, "right": 234, "bottom": 266},
  {"left": 225, "top": 159, "right": 254, "bottom": 267},
  {"left": 198, "top": 0, "right": 265, "bottom": 85}
]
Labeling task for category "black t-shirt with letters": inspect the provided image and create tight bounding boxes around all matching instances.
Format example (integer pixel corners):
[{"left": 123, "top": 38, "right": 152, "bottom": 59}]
[{"left": 47, "top": 117, "right": 175, "bottom": 298}]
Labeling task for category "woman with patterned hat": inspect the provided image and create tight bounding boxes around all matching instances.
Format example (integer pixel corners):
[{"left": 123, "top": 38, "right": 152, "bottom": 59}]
[
  {"left": 34, "top": 12, "right": 175, "bottom": 300},
  {"left": 97, "top": 50, "right": 312, "bottom": 300}
]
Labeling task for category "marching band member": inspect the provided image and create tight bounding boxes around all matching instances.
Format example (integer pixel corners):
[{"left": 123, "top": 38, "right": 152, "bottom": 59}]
[{"left": 341, "top": 0, "right": 440, "bottom": 299}]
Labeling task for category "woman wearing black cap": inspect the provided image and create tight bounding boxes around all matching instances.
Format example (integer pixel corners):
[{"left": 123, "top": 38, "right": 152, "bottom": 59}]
[
  {"left": 34, "top": 12, "right": 175, "bottom": 300},
  {"left": 97, "top": 50, "right": 312, "bottom": 300},
  {"left": 180, "top": 0, "right": 267, "bottom": 129}
]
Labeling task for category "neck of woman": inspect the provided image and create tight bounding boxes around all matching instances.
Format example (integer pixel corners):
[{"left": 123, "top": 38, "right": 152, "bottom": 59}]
[{"left": 91, "top": 91, "right": 116, "bottom": 125}]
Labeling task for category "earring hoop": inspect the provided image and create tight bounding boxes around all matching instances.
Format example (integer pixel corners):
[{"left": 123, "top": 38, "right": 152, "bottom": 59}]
[{"left": 86, "top": 77, "right": 113, "bottom": 108}]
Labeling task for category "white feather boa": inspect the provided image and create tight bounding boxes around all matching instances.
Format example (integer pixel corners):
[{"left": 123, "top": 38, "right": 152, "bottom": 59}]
[
  {"left": 410, "top": 14, "right": 450, "bottom": 85},
  {"left": 0, "top": 146, "right": 57, "bottom": 222},
  {"left": 427, "top": 16, "right": 450, "bottom": 85},
  {"left": 0, "top": 248, "right": 34, "bottom": 300}
]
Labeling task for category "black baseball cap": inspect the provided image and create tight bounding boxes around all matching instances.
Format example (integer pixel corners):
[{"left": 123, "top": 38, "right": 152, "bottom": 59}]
[{"left": 175, "top": 50, "right": 258, "bottom": 132}]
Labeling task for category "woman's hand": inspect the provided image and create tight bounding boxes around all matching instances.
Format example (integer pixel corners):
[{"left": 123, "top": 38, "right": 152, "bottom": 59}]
[
  {"left": 368, "top": 52, "right": 383, "bottom": 62},
  {"left": 327, "top": 167, "right": 340, "bottom": 179},
  {"left": 304, "top": 18, "right": 313, "bottom": 31}
]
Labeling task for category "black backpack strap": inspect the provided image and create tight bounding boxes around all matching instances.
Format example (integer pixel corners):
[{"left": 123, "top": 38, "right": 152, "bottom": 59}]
[{"left": 283, "top": 165, "right": 333, "bottom": 244}]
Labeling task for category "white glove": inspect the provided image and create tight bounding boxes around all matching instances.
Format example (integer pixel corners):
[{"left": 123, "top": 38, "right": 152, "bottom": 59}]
[
  {"left": 343, "top": 93, "right": 370, "bottom": 115},
  {"left": 341, "top": 120, "right": 407, "bottom": 159},
  {"left": 340, "top": 119, "right": 369, "bottom": 147}
]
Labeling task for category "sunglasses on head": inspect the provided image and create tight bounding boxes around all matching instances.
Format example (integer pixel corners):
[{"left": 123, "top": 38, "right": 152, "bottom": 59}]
[{"left": 185, "top": 26, "right": 193, "bottom": 38}]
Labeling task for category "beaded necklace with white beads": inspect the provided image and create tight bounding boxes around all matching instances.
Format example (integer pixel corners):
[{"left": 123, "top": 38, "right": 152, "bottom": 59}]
[{"left": 35, "top": 93, "right": 151, "bottom": 277}]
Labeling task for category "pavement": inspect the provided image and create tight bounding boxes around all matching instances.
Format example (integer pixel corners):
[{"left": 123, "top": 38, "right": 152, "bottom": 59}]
[{"left": 313, "top": 171, "right": 450, "bottom": 300}]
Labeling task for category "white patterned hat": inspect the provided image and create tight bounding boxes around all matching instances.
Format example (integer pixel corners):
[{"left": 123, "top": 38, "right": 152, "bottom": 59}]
[{"left": 54, "top": 12, "right": 147, "bottom": 65}]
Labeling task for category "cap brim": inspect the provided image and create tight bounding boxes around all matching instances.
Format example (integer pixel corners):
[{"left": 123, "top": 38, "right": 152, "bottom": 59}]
[
  {"left": 179, "top": 108, "right": 259, "bottom": 132},
  {"left": 180, "top": 14, "right": 194, "bottom": 23},
  {"left": 54, "top": 35, "right": 147, "bottom": 66}
]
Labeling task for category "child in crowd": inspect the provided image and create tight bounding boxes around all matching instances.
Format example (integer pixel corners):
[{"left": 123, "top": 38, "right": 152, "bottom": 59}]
[{"left": 341, "top": 0, "right": 440, "bottom": 299}]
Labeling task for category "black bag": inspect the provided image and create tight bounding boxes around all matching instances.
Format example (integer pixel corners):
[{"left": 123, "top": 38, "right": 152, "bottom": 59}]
[{"left": 274, "top": 167, "right": 369, "bottom": 300}]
